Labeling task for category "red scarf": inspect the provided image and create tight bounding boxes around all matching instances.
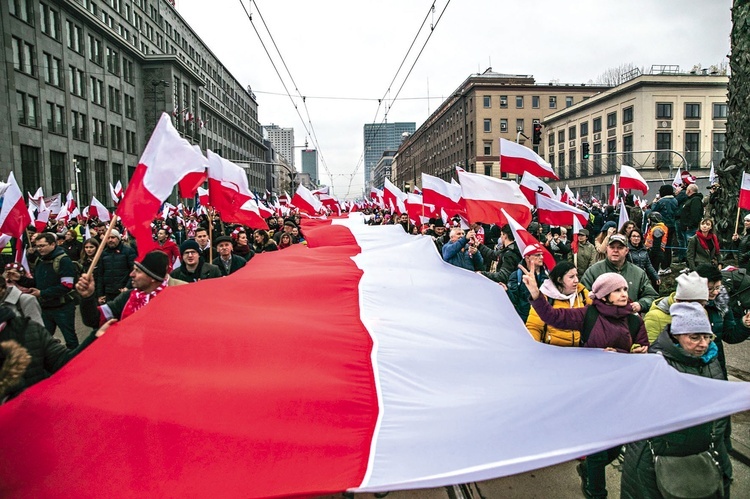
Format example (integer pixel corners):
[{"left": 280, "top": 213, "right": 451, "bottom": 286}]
[
  {"left": 695, "top": 230, "right": 719, "bottom": 253},
  {"left": 121, "top": 280, "right": 168, "bottom": 320}
]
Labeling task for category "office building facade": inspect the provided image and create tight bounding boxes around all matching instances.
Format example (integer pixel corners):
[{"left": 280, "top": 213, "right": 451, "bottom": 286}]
[{"left": 364, "top": 122, "right": 415, "bottom": 192}]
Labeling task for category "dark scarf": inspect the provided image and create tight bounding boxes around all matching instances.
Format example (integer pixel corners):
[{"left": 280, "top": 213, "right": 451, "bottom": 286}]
[
  {"left": 695, "top": 230, "right": 719, "bottom": 253},
  {"left": 234, "top": 244, "right": 252, "bottom": 258}
]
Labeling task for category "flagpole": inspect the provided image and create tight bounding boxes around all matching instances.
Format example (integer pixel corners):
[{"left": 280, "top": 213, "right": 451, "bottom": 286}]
[
  {"left": 208, "top": 208, "right": 214, "bottom": 262},
  {"left": 735, "top": 204, "right": 741, "bottom": 235},
  {"left": 85, "top": 215, "right": 119, "bottom": 279}
]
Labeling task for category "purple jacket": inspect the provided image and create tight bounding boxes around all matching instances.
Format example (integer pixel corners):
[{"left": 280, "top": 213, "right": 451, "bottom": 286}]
[{"left": 529, "top": 294, "right": 649, "bottom": 352}]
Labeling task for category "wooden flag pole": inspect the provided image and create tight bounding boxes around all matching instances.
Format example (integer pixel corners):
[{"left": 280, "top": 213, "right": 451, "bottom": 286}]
[
  {"left": 85, "top": 215, "right": 118, "bottom": 279},
  {"left": 735, "top": 204, "right": 742, "bottom": 236}
]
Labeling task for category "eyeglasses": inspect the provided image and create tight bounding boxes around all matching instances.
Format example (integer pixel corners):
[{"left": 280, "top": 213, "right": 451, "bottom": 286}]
[
  {"left": 182, "top": 250, "right": 198, "bottom": 256},
  {"left": 34, "top": 243, "right": 48, "bottom": 249},
  {"left": 707, "top": 285, "right": 723, "bottom": 293},
  {"left": 684, "top": 334, "right": 716, "bottom": 343}
]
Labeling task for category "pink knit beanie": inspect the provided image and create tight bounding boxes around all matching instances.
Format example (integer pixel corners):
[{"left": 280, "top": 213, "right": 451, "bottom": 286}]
[{"left": 590, "top": 272, "right": 628, "bottom": 300}]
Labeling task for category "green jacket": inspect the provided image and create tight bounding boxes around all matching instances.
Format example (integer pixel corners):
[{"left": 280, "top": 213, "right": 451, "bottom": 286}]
[
  {"left": 569, "top": 240, "right": 596, "bottom": 277},
  {"left": 581, "top": 259, "right": 659, "bottom": 311}
]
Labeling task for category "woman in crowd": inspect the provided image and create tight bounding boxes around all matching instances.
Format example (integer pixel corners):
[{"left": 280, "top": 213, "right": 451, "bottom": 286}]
[
  {"left": 523, "top": 270, "right": 649, "bottom": 499},
  {"left": 627, "top": 228, "right": 660, "bottom": 292},
  {"left": 291, "top": 226, "right": 305, "bottom": 244},
  {"left": 687, "top": 218, "right": 721, "bottom": 270},
  {"left": 79, "top": 238, "right": 100, "bottom": 275},
  {"left": 252, "top": 229, "right": 278, "bottom": 253},
  {"left": 507, "top": 247, "right": 549, "bottom": 323},
  {"left": 619, "top": 220, "right": 636, "bottom": 238},
  {"left": 621, "top": 302, "right": 730, "bottom": 498},
  {"left": 525, "top": 260, "right": 590, "bottom": 346},
  {"left": 278, "top": 233, "right": 294, "bottom": 250},
  {"left": 594, "top": 222, "right": 617, "bottom": 262},
  {"left": 60, "top": 229, "right": 82, "bottom": 261},
  {"left": 232, "top": 231, "right": 254, "bottom": 261}
]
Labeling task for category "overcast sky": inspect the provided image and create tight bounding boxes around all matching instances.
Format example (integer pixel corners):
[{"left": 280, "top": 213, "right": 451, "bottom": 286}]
[{"left": 175, "top": 0, "right": 732, "bottom": 199}]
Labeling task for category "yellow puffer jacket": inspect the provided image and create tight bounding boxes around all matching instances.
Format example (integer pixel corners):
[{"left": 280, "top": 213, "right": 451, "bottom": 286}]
[
  {"left": 526, "top": 281, "right": 591, "bottom": 346},
  {"left": 643, "top": 292, "right": 676, "bottom": 344}
]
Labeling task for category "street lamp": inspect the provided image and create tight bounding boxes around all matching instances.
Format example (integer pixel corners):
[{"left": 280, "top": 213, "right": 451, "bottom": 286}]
[
  {"left": 151, "top": 80, "right": 169, "bottom": 124},
  {"left": 73, "top": 158, "right": 81, "bottom": 209}
]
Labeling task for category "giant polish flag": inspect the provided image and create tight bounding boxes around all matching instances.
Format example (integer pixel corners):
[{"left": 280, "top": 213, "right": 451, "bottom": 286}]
[
  {"left": 422, "top": 173, "right": 464, "bottom": 218},
  {"left": 499, "top": 138, "right": 558, "bottom": 179},
  {"left": 458, "top": 169, "right": 532, "bottom": 227},
  {"left": 619, "top": 165, "right": 649, "bottom": 194},
  {"left": 207, "top": 150, "right": 268, "bottom": 229},
  {"left": 519, "top": 171, "right": 555, "bottom": 206},
  {"left": 117, "top": 113, "right": 208, "bottom": 257},
  {"left": 535, "top": 194, "right": 589, "bottom": 227},
  {"left": 291, "top": 183, "right": 324, "bottom": 215},
  {"left": 0, "top": 172, "right": 32, "bottom": 238},
  {"left": 2, "top": 214, "right": 748, "bottom": 497}
]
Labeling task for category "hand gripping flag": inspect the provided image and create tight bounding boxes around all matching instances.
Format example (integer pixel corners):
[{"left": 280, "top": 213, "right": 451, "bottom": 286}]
[
  {"left": 499, "top": 138, "right": 558, "bottom": 179},
  {"left": 117, "top": 113, "right": 208, "bottom": 257},
  {"left": 0, "top": 214, "right": 749, "bottom": 497},
  {"left": 457, "top": 169, "right": 532, "bottom": 227},
  {"left": 0, "top": 172, "right": 32, "bottom": 238},
  {"left": 619, "top": 165, "right": 649, "bottom": 194}
]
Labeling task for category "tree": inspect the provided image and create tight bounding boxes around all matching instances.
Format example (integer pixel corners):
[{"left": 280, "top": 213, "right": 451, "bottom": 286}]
[
  {"left": 711, "top": 0, "right": 750, "bottom": 243},
  {"left": 594, "top": 63, "right": 640, "bottom": 86}
]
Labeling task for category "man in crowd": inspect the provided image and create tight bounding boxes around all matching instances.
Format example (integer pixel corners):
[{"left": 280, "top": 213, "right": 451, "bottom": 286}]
[
  {"left": 194, "top": 227, "right": 213, "bottom": 260},
  {"left": 155, "top": 227, "right": 180, "bottom": 268},
  {"left": 170, "top": 240, "right": 221, "bottom": 282},
  {"left": 1, "top": 275, "right": 43, "bottom": 326},
  {"left": 428, "top": 218, "right": 448, "bottom": 253},
  {"left": 652, "top": 184, "right": 679, "bottom": 270},
  {"left": 479, "top": 225, "right": 520, "bottom": 287},
  {"left": 27, "top": 233, "right": 79, "bottom": 349},
  {"left": 572, "top": 228, "right": 596, "bottom": 277},
  {"left": 78, "top": 250, "right": 173, "bottom": 327},
  {"left": 681, "top": 183, "right": 704, "bottom": 243},
  {"left": 273, "top": 221, "right": 296, "bottom": 244},
  {"left": 95, "top": 229, "right": 136, "bottom": 303},
  {"left": 581, "top": 233, "right": 658, "bottom": 313},
  {"left": 213, "top": 235, "right": 246, "bottom": 276},
  {"left": 442, "top": 228, "right": 483, "bottom": 271}
]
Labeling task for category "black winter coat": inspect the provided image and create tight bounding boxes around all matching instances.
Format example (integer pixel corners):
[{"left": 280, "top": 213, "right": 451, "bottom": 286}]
[
  {"left": 681, "top": 193, "right": 704, "bottom": 230},
  {"left": 620, "top": 328, "right": 729, "bottom": 499},
  {"left": 34, "top": 246, "right": 78, "bottom": 309},
  {"left": 0, "top": 312, "right": 96, "bottom": 400},
  {"left": 95, "top": 242, "right": 136, "bottom": 298},
  {"left": 170, "top": 261, "right": 222, "bottom": 282}
]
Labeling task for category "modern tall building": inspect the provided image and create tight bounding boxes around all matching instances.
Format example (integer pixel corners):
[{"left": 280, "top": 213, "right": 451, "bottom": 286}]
[
  {"left": 264, "top": 124, "right": 294, "bottom": 166},
  {"left": 1, "top": 0, "right": 267, "bottom": 205},
  {"left": 542, "top": 69, "right": 728, "bottom": 200},
  {"left": 363, "top": 122, "right": 415, "bottom": 191},
  {"left": 392, "top": 69, "right": 609, "bottom": 190},
  {"left": 301, "top": 148, "right": 317, "bottom": 186}
]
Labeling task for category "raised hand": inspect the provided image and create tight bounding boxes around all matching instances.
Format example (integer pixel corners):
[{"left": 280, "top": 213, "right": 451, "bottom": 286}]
[{"left": 519, "top": 264, "right": 540, "bottom": 300}]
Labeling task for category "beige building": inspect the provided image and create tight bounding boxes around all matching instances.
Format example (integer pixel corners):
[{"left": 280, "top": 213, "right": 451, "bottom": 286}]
[
  {"left": 542, "top": 71, "right": 729, "bottom": 200},
  {"left": 392, "top": 69, "right": 609, "bottom": 190}
]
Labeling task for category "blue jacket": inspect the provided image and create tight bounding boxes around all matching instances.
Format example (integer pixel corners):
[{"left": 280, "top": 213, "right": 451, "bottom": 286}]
[
  {"left": 442, "top": 237, "right": 483, "bottom": 271},
  {"left": 651, "top": 196, "right": 678, "bottom": 229}
]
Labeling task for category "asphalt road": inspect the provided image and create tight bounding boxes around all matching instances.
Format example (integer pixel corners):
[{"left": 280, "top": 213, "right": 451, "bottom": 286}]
[{"left": 57, "top": 309, "right": 750, "bottom": 498}]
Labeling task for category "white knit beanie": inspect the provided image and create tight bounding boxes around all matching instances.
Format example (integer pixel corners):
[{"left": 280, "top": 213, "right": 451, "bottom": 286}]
[
  {"left": 670, "top": 302, "right": 712, "bottom": 335},
  {"left": 674, "top": 272, "right": 708, "bottom": 301}
]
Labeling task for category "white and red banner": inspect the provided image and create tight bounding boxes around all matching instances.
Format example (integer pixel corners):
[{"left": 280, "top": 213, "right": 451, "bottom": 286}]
[
  {"left": 421, "top": 173, "right": 464, "bottom": 218},
  {"left": 291, "top": 184, "right": 324, "bottom": 215},
  {"left": 535, "top": 194, "right": 589, "bottom": 228},
  {"left": 499, "top": 138, "right": 558, "bottom": 179},
  {"left": 502, "top": 208, "right": 557, "bottom": 271},
  {"left": 383, "top": 178, "right": 407, "bottom": 215},
  {"left": 571, "top": 215, "right": 585, "bottom": 254},
  {"left": 0, "top": 172, "right": 32, "bottom": 238},
  {"left": 619, "top": 165, "right": 649, "bottom": 194},
  {"left": 457, "top": 169, "right": 532, "bottom": 227},
  {"left": 117, "top": 113, "right": 209, "bottom": 257},
  {"left": 608, "top": 176, "right": 618, "bottom": 206},
  {"left": 0, "top": 214, "right": 749, "bottom": 497},
  {"left": 207, "top": 150, "right": 268, "bottom": 229},
  {"left": 739, "top": 172, "right": 750, "bottom": 210},
  {"left": 518, "top": 171, "right": 554, "bottom": 206},
  {"left": 88, "top": 196, "right": 111, "bottom": 222},
  {"left": 109, "top": 180, "right": 124, "bottom": 205},
  {"left": 618, "top": 198, "right": 630, "bottom": 231}
]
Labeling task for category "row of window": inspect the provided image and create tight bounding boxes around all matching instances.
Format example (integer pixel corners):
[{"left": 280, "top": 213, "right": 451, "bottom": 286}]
[
  {"left": 483, "top": 94, "right": 574, "bottom": 110},
  {"left": 655, "top": 102, "right": 727, "bottom": 120},
  {"left": 483, "top": 118, "right": 533, "bottom": 133},
  {"left": 20, "top": 144, "right": 133, "bottom": 206},
  {"left": 17, "top": 92, "right": 137, "bottom": 154}
]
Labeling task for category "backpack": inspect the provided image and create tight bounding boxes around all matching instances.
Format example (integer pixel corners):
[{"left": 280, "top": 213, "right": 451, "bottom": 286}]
[
  {"left": 51, "top": 253, "right": 82, "bottom": 304},
  {"left": 721, "top": 268, "right": 750, "bottom": 314},
  {"left": 579, "top": 306, "right": 641, "bottom": 347}
]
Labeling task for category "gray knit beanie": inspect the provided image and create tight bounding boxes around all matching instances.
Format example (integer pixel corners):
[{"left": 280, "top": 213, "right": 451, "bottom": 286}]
[
  {"left": 590, "top": 272, "right": 628, "bottom": 300},
  {"left": 674, "top": 272, "right": 709, "bottom": 301},
  {"left": 670, "top": 302, "right": 712, "bottom": 335}
]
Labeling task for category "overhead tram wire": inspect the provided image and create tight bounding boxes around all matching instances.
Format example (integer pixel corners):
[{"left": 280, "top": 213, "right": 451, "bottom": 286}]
[
  {"left": 344, "top": 0, "right": 452, "bottom": 198},
  {"left": 344, "top": 0, "right": 440, "bottom": 198}
]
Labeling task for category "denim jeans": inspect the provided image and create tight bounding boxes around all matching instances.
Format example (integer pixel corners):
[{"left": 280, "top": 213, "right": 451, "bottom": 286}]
[{"left": 42, "top": 301, "right": 78, "bottom": 349}]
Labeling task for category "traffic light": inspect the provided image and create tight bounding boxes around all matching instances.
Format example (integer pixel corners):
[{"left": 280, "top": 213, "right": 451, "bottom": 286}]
[
  {"left": 532, "top": 122, "right": 542, "bottom": 145},
  {"left": 582, "top": 142, "right": 590, "bottom": 160}
]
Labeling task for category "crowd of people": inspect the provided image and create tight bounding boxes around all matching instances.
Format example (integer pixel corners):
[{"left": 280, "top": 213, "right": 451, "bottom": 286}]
[{"left": 0, "top": 174, "right": 748, "bottom": 498}]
